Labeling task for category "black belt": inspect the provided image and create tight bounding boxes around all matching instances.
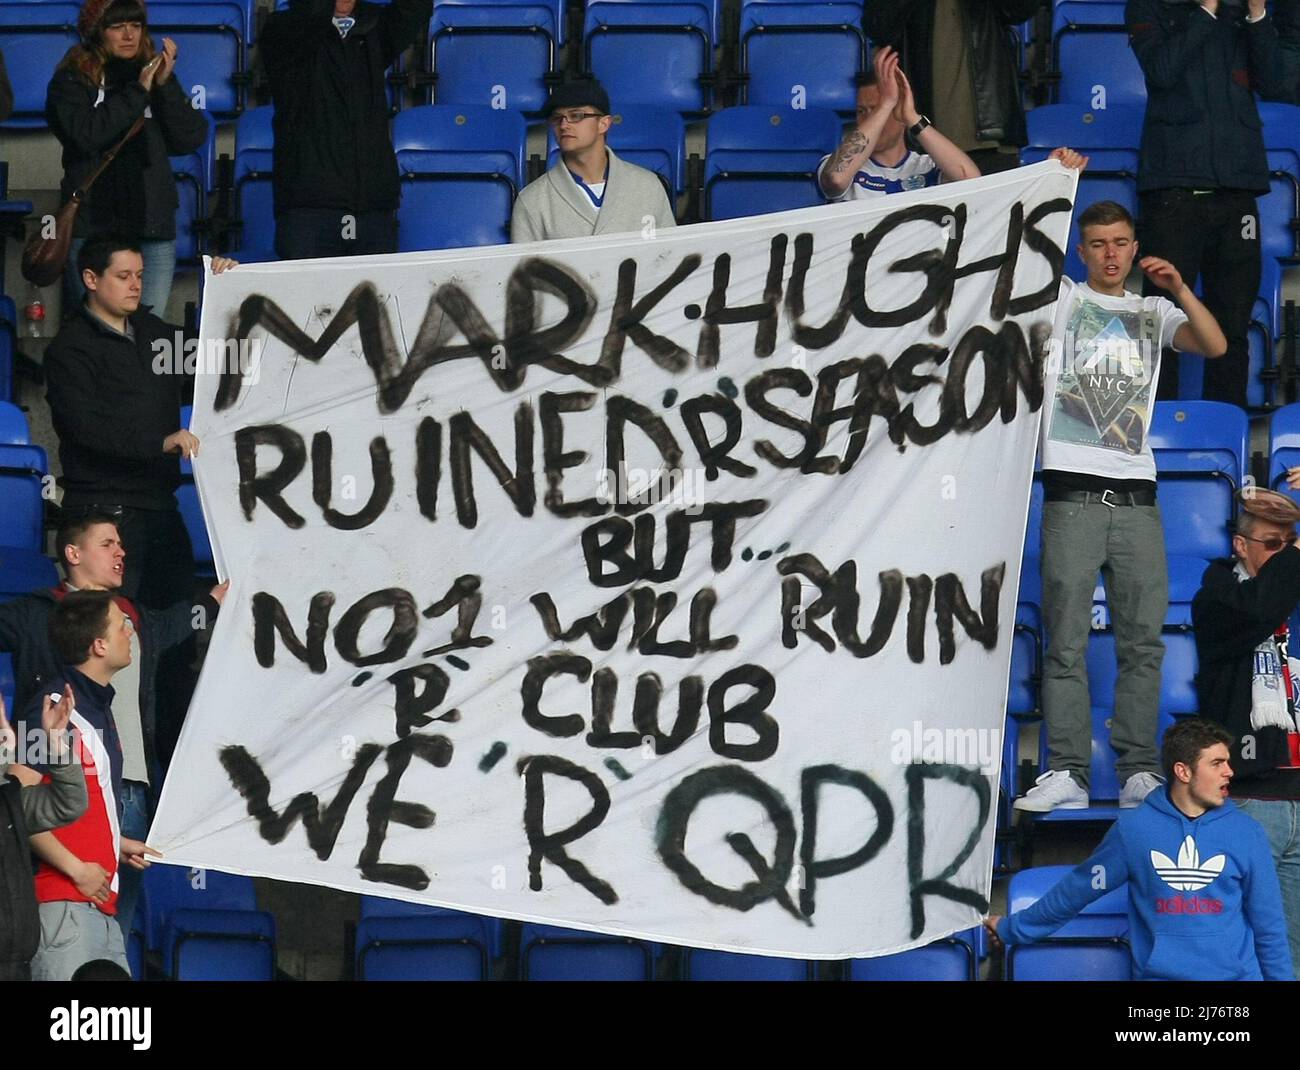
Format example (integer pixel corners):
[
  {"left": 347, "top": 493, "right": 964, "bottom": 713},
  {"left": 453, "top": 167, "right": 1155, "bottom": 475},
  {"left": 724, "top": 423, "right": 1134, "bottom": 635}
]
[{"left": 1043, "top": 487, "right": 1156, "bottom": 507}]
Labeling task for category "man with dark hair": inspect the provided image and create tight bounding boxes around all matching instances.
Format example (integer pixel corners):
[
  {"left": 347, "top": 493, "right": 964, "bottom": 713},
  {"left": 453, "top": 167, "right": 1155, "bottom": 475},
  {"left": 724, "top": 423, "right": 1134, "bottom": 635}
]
[
  {"left": 10, "top": 591, "right": 160, "bottom": 981},
  {"left": 44, "top": 236, "right": 235, "bottom": 609},
  {"left": 511, "top": 79, "right": 677, "bottom": 243},
  {"left": 1127, "top": 0, "right": 1286, "bottom": 406},
  {"left": 1192, "top": 486, "right": 1300, "bottom": 971},
  {"left": 819, "top": 45, "right": 980, "bottom": 201},
  {"left": 1016, "top": 198, "right": 1228, "bottom": 813},
  {"left": 0, "top": 510, "right": 225, "bottom": 940},
  {"left": 261, "top": 0, "right": 432, "bottom": 259},
  {"left": 0, "top": 689, "right": 84, "bottom": 981},
  {"left": 989, "top": 718, "right": 1293, "bottom": 980}
]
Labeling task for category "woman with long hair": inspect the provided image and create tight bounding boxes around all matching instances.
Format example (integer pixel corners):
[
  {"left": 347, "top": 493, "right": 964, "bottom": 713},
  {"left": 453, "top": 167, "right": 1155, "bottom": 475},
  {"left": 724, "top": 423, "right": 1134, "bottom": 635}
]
[{"left": 46, "top": 0, "right": 207, "bottom": 316}]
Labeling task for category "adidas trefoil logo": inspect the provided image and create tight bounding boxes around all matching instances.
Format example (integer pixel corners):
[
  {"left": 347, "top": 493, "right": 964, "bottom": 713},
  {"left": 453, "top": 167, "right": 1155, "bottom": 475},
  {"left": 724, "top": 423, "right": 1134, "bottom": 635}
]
[{"left": 1150, "top": 835, "right": 1226, "bottom": 891}]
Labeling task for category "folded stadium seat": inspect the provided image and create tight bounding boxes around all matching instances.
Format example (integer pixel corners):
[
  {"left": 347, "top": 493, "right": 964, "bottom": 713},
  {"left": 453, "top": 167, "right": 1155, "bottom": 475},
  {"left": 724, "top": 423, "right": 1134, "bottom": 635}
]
[
  {"left": 584, "top": 0, "right": 720, "bottom": 114},
  {"left": 703, "top": 105, "right": 842, "bottom": 220},
  {"left": 1245, "top": 256, "right": 1284, "bottom": 411},
  {"left": 546, "top": 105, "right": 687, "bottom": 203},
  {"left": 0, "top": 3, "right": 81, "bottom": 128},
  {"left": 171, "top": 111, "right": 216, "bottom": 267},
  {"left": 1149, "top": 401, "right": 1247, "bottom": 563},
  {"left": 148, "top": 1, "right": 253, "bottom": 117},
  {"left": 1269, "top": 402, "right": 1300, "bottom": 498},
  {"left": 519, "top": 923, "right": 658, "bottom": 980},
  {"left": 1021, "top": 104, "right": 1142, "bottom": 281},
  {"left": 738, "top": 0, "right": 866, "bottom": 115},
  {"left": 230, "top": 105, "right": 276, "bottom": 262},
  {"left": 1050, "top": 0, "right": 1144, "bottom": 107},
  {"left": 1004, "top": 864, "right": 1133, "bottom": 980},
  {"left": 681, "top": 949, "right": 813, "bottom": 980},
  {"left": 142, "top": 864, "right": 257, "bottom": 952},
  {"left": 393, "top": 105, "right": 527, "bottom": 250},
  {"left": 355, "top": 894, "right": 501, "bottom": 980},
  {"left": 848, "top": 936, "right": 976, "bottom": 980},
  {"left": 0, "top": 296, "right": 15, "bottom": 403},
  {"left": 175, "top": 406, "right": 216, "bottom": 582},
  {"left": 1009, "top": 865, "right": 1129, "bottom": 936},
  {"left": 427, "top": 0, "right": 563, "bottom": 114},
  {"left": 0, "top": 401, "right": 49, "bottom": 554},
  {"left": 168, "top": 908, "right": 276, "bottom": 980},
  {"left": 1259, "top": 103, "right": 1300, "bottom": 264}
]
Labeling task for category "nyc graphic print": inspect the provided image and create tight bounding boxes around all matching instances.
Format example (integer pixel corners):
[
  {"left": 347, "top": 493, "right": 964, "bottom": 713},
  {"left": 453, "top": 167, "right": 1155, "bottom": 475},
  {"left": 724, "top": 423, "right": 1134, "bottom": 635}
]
[{"left": 1049, "top": 298, "right": 1161, "bottom": 455}]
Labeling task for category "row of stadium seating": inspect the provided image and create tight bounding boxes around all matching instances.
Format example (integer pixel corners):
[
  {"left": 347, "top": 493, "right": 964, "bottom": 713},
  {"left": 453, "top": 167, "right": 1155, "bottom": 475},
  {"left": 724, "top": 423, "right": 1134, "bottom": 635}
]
[
  {"left": 0, "top": 0, "right": 1182, "bottom": 123},
  {"left": 131, "top": 863, "right": 1130, "bottom": 979}
]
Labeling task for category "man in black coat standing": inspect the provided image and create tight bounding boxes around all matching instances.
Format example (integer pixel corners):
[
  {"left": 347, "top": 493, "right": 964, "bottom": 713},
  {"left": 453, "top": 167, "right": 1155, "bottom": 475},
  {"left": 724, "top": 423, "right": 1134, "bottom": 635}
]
[{"left": 261, "top": 0, "right": 432, "bottom": 260}]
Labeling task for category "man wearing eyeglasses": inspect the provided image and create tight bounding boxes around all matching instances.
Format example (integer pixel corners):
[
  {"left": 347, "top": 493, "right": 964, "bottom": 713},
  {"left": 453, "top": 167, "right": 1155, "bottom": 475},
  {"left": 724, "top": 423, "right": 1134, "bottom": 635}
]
[
  {"left": 510, "top": 79, "right": 676, "bottom": 244},
  {"left": 1193, "top": 486, "right": 1300, "bottom": 972}
]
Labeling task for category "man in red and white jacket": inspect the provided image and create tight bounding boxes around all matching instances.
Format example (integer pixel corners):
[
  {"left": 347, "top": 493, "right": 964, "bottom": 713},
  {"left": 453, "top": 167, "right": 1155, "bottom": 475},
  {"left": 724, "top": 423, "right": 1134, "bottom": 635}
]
[{"left": 11, "top": 590, "right": 160, "bottom": 980}]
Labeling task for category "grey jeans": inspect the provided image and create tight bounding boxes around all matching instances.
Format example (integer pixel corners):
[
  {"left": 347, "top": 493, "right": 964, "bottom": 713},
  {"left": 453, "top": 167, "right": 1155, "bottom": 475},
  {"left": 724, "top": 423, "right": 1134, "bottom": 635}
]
[
  {"left": 1040, "top": 499, "right": 1168, "bottom": 792},
  {"left": 30, "top": 900, "right": 129, "bottom": 982}
]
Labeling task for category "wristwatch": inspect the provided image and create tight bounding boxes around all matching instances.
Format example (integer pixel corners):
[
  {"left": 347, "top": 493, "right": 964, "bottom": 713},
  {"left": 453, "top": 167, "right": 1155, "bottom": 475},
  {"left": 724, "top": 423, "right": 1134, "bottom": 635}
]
[{"left": 908, "top": 115, "right": 932, "bottom": 139}]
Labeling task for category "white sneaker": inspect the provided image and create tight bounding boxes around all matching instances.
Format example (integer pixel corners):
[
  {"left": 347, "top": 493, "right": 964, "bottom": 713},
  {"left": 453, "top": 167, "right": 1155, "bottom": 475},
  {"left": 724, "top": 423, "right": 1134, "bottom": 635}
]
[
  {"left": 1013, "top": 769, "right": 1089, "bottom": 812},
  {"left": 1119, "top": 771, "right": 1165, "bottom": 808}
]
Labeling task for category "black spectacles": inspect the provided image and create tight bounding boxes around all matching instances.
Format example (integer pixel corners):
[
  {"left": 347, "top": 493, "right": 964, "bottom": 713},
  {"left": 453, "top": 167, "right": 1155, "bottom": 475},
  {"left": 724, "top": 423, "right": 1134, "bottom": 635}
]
[
  {"left": 548, "top": 111, "right": 604, "bottom": 127},
  {"left": 1240, "top": 533, "right": 1298, "bottom": 552}
]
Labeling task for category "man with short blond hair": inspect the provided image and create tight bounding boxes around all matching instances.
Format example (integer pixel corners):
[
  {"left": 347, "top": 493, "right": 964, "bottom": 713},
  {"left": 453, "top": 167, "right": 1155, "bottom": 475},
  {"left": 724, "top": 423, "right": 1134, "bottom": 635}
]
[{"left": 1193, "top": 486, "right": 1300, "bottom": 971}]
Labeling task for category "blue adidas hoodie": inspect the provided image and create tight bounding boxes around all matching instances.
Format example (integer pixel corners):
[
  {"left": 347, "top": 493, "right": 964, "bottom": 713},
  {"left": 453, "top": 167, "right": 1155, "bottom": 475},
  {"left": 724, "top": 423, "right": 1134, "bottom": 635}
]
[{"left": 997, "top": 788, "right": 1294, "bottom": 981}]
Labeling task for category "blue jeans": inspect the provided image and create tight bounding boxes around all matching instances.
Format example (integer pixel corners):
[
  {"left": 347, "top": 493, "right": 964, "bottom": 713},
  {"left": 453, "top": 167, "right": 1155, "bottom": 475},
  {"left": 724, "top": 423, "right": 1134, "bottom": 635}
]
[
  {"left": 65, "top": 238, "right": 177, "bottom": 318},
  {"left": 115, "top": 779, "right": 151, "bottom": 943},
  {"left": 1234, "top": 797, "right": 1300, "bottom": 975}
]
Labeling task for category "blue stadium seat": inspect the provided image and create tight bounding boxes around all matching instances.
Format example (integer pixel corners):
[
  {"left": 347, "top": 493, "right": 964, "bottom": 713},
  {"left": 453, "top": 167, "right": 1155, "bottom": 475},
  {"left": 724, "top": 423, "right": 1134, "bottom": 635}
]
[
  {"left": 704, "top": 105, "right": 842, "bottom": 220},
  {"left": 1022, "top": 104, "right": 1141, "bottom": 281},
  {"left": 0, "top": 298, "right": 14, "bottom": 403},
  {"left": 848, "top": 937, "right": 976, "bottom": 980},
  {"left": 547, "top": 105, "right": 686, "bottom": 202},
  {"left": 0, "top": 3, "right": 80, "bottom": 128},
  {"left": 0, "top": 397, "right": 28, "bottom": 445},
  {"left": 168, "top": 907, "right": 276, "bottom": 980},
  {"left": 1006, "top": 938, "right": 1132, "bottom": 980},
  {"left": 148, "top": 1, "right": 252, "bottom": 117},
  {"left": 683, "top": 949, "right": 812, "bottom": 980},
  {"left": 1051, "top": 1, "right": 1144, "bottom": 107},
  {"left": 428, "top": 0, "right": 564, "bottom": 114},
  {"left": 1009, "top": 865, "right": 1129, "bottom": 937},
  {"left": 520, "top": 923, "right": 656, "bottom": 980},
  {"left": 231, "top": 106, "right": 275, "bottom": 261},
  {"left": 1259, "top": 103, "right": 1300, "bottom": 264},
  {"left": 171, "top": 111, "right": 216, "bottom": 265},
  {"left": 0, "top": 403, "right": 49, "bottom": 553},
  {"left": 1269, "top": 402, "right": 1300, "bottom": 498},
  {"left": 142, "top": 864, "right": 257, "bottom": 953},
  {"left": 584, "top": 0, "right": 719, "bottom": 113},
  {"left": 1149, "top": 401, "right": 1248, "bottom": 561},
  {"left": 393, "top": 105, "right": 526, "bottom": 250},
  {"left": 355, "top": 894, "right": 500, "bottom": 980},
  {"left": 738, "top": 0, "right": 866, "bottom": 114}
]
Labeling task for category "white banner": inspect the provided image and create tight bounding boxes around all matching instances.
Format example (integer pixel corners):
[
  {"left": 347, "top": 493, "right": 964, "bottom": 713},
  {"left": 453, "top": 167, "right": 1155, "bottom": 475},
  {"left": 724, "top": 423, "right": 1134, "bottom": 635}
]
[{"left": 151, "top": 162, "right": 1077, "bottom": 959}]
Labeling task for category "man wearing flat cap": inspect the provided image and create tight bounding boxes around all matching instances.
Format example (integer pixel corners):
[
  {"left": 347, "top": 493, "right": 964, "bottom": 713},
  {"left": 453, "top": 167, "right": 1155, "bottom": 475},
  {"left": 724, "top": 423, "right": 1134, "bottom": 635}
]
[
  {"left": 1193, "top": 486, "right": 1300, "bottom": 971},
  {"left": 510, "top": 78, "right": 676, "bottom": 244}
]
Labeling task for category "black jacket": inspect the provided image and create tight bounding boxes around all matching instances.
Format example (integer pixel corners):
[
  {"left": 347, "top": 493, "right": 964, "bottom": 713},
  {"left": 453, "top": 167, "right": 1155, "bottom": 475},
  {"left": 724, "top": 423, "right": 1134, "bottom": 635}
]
[
  {"left": 261, "top": 0, "right": 431, "bottom": 215},
  {"left": 0, "top": 586, "right": 216, "bottom": 784},
  {"left": 0, "top": 762, "right": 87, "bottom": 972},
  {"left": 1192, "top": 550, "right": 1300, "bottom": 796},
  {"left": 44, "top": 305, "right": 191, "bottom": 511},
  {"left": 45, "top": 58, "right": 208, "bottom": 240},
  {"left": 1126, "top": 0, "right": 1284, "bottom": 194},
  {"left": 863, "top": 0, "right": 1038, "bottom": 147}
]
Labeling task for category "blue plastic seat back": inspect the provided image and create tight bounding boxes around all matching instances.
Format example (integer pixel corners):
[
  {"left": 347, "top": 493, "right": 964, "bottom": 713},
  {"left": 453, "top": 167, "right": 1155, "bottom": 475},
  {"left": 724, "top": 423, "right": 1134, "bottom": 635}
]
[
  {"left": 393, "top": 105, "right": 526, "bottom": 249},
  {"left": 359, "top": 893, "right": 503, "bottom": 957},
  {"left": 739, "top": 1, "right": 866, "bottom": 114},
  {"left": 0, "top": 3, "right": 81, "bottom": 128},
  {"left": 169, "top": 907, "right": 276, "bottom": 980},
  {"left": 684, "top": 949, "right": 811, "bottom": 980},
  {"left": 1149, "top": 401, "right": 1247, "bottom": 560},
  {"left": 585, "top": 0, "right": 717, "bottom": 113},
  {"left": 148, "top": 2, "right": 248, "bottom": 116},
  {"left": 0, "top": 398, "right": 29, "bottom": 445},
  {"left": 170, "top": 111, "right": 215, "bottom": 264},
  {"left": 356, "top": 914, "right": 492, "bottom": 980},
  {"left": 848, "top": 938, "right": 975, "bottom": 980},
  {"left": 547, "top": 105, "right": 686, "bottom": 199},
  {"left": 233, "top": 105, "right": 276, "bottom": 258},
  {"left": 1009, "top": 865, "right": 1129, "bottom": 937},
  {"left": 143, "top": 865, "right": 257, "bottom": 953},
  {"left": 1258, "top": 104, "right": 1300, "bottom": 263},
  {"left": 1007, "top": 938, "right": 1132, "bottom": 980},
  {"left": 704, "top": 105, "right": 842, "bottom": 220},
  {"left": 0, "top": 441, "right": 49, "bottom": 551},
  {"left": 1269, "top": 402, "right": 1300, "bottom": 498},
  {"left": 1052, "top": 1, "right": 1144, "bottom": 106},
  {"left": 520, "top": 923, "right": 655, "bottom": 981},
  {"left": 429, "top": 4, "right": 557, "bottom": 113}
]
